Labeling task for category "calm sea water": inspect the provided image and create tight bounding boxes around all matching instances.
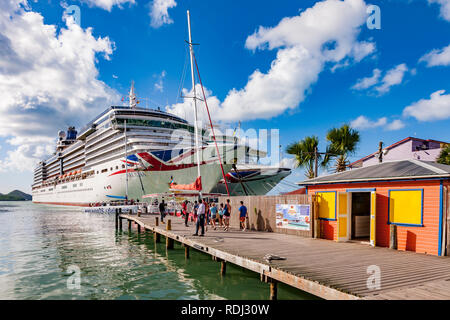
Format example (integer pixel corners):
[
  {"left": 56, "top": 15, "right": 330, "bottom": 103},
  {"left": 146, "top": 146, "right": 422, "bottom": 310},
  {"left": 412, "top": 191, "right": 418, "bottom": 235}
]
[{"left": 0, "top": 201, "right": 316, "bottom": 300}]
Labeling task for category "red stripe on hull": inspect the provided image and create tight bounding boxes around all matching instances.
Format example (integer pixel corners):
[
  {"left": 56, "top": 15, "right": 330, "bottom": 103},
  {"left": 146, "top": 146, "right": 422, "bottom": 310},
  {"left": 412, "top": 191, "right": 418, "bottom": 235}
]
[{"left": 33, "top": 201, "right": 90, "bottom": 207}]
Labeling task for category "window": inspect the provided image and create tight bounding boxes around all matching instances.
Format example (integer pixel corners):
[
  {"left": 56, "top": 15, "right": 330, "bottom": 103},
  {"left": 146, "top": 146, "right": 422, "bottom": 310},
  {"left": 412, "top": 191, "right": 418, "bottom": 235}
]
[
  {"left": 110, "top": 167, "right": 113, "bottom": 171},
  {"left": 116, "top": 166, "right": 118, "bottom": 170},
  {"left": 316, "top": 191, "right": 336, "bottom": 220},
  {"left": 73, "top": 184, "right": 77, "bottom": 188},
  {"left": 62, "top": 186, "right": 67, "bottom": 189},
  {"left": 389, "top": 189, "right": 423, "bottom": 226},
  {"left": 122, "top": 164, "right": 125, "bottom": 169},
  {"left": 101, "top": 168, "right": 108, "bottom": 173}
]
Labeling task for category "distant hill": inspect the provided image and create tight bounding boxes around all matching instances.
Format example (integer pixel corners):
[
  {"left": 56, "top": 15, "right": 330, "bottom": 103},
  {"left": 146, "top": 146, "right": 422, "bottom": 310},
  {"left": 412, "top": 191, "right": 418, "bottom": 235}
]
[{"left": 0, "top": 190, "right": 32, "bottom": 201}]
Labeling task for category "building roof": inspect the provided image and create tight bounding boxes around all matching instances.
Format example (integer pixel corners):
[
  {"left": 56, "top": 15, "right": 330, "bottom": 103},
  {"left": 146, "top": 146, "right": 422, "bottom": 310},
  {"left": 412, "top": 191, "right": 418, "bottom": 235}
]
[
  {"left": 298, "top": 160, "right": 450, "bottom": 186},
  {"left": 349, "top": 137, "right": 449, "bottom": 167},
  {"left": 282, "top": 188, "right": 306, "bottom": 195}
]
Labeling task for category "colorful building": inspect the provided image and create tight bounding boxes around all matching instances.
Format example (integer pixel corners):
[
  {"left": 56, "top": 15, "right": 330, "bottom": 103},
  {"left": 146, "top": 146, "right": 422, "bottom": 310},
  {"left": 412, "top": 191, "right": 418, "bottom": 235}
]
[
  {"left": 298, "top": 160, "right": 450, "bottom": 256},
  {"left": 349, "top": 137, "right": 448, "bottom": 169}
]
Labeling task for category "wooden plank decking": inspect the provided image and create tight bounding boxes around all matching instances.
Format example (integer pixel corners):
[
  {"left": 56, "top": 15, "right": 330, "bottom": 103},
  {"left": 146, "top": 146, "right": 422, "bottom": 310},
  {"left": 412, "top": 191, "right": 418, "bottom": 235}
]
[{"left": 118, "top": 213, "right": 450, "bottom": 300}]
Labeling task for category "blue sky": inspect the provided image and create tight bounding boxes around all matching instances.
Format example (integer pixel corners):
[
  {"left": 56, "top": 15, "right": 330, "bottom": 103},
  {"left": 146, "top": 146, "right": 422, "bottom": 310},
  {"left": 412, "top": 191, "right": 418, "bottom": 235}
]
[{"left": 0, "top": 0, "right": 449, "bottom": 194}]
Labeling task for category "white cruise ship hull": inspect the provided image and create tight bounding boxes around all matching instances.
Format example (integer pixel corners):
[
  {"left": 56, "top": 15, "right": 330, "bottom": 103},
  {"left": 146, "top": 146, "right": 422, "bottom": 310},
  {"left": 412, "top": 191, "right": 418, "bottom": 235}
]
[{"left": 32, "top": 147, "right": 235, "bottom": 206}]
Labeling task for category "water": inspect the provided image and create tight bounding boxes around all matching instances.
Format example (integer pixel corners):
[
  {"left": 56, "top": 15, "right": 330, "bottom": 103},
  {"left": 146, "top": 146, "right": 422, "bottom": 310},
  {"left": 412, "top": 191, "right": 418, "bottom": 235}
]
[{"left": 0, "top": 201, "right": 317, "bottom": 300}]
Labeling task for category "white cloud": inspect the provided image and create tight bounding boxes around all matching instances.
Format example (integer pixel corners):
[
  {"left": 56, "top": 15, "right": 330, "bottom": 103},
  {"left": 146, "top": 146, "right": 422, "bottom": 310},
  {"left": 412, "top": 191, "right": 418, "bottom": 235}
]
[
  {"left": 77, "top": 0, "right": 135, "bottom": 11},
  {"left": 350, "top": 115, "right": 404, "bottom": 131},
  {"left": 375, "top": 63, "right": 409, "bottom": 94},
  {"left": 386, "top": 119, "right": 405, "bottom": 131},
  {"left": 403, "top": 90, "right": 450, "bottom": 121},
  {"left": 351, "top": 68, "right": 381, "bottom": 90},
  {"left": 351, "top": 63, "right": 410, "bottom": 95},
  {"left": 350, "top": 115, "right": 387, "bottom": 129},
  {"left": 149, "top": 0, "right": 177, "bottom": 28},
  {"left": 419, "top": 43, "right": 450, "bottom": 67},
  {"left": 428, "top": 0, "right": 450, "bottom": 21},
  {"left": 280, "top": 157, "right": 297, "bottom": 170},
  {"left": 154, "top": 70, "right": 166, "bottom": 92},
  {"left": 167, "top": 0, "right": 375, "bottom": 122},
  {"left": 0, "top": 1, "right": 119, "bottom": 172}
]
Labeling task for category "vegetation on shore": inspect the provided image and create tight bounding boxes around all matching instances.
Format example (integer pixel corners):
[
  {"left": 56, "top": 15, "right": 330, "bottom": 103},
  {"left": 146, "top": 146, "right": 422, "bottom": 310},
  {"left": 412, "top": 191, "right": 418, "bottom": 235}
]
[
  {"left": 0, "top": 190, "right": 32, "bottom": 201},
  {"left": 286, "top": 124, "right": 361, "bottom": 178}
]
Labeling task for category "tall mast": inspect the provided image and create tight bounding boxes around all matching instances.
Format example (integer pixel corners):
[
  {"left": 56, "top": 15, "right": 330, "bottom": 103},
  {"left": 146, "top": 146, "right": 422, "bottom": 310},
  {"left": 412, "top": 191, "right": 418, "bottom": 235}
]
[
  {"left": 187, "top": 10, "right": 202, "bottom": 197},
  {"left": 124, "top": 118, "right": 128, "bottom": 200}
]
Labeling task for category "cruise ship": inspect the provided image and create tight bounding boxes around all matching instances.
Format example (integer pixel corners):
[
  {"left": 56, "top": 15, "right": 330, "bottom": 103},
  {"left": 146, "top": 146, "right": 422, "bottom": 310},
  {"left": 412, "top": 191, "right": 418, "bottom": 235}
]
[{"left": 31, "top": 86, "right": 245, "bottom": 206}]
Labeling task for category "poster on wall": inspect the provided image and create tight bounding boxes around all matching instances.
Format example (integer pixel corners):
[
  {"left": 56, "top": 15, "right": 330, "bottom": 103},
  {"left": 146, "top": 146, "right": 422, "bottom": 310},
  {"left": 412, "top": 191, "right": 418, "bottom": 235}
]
[{"left": 276, "top": 204, "right": 311, "bottom": 231}]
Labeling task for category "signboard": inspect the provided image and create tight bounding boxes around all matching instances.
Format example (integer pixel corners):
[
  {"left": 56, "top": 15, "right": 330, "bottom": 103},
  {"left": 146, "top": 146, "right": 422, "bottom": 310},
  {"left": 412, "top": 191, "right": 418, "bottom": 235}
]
[{"left": 276, "top": 204, "right": 311, "bottom": 231}]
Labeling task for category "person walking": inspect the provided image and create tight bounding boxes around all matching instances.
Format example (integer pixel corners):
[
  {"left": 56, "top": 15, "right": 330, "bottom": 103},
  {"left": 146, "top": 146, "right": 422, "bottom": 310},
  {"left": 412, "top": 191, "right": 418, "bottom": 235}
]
[
  {"left": 223, "top": 199, "right": 231, "bottom": 231},
  {"left": 193, "top": 198, "right": 206, "bottom": 236},
  {"left": 218, "top": 203, "right": 224, "bottom": 228},
  {"left": 238, "top": 201, "right": 248, "bottom": 231},
  {"left": 193, "top": 201, "right": 199, "bottom": 223},
  {"left": 210, "top": 202, "right": 218, "bottom": 230},
  {"left": 182, "top": 200, "right": 189, "bottom": 227},
  {"left": 159, "top": 199, "right": 166, "bottom": 224}
]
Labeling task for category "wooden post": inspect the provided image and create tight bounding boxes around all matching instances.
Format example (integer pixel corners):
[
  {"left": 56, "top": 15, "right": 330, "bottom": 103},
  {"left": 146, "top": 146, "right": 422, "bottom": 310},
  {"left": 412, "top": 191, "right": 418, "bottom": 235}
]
[
  {"left": 220, "top": 261, "right": 226, "bottom": 276},
  {"left": 129, "top": 209, "right": 132, "bottom": 216},
  {"left": 184, "top": 245, "right": 190, "bottom": 259},
  {"left": 154, "top": 232, "right": 160, "bottom": 243},
  {"left": 313, "top": 200, "right": 320, "bottom": 239},
  {"left": 115, "top": 208, "right": 118, "bottom": 229},
  {"left": 269, "top": 279, "right": 278, "bottom": 300},
  {"left": 155, "top": 217, "right": 159, "bottom": 227},
  {"left": 166, "top": 219, "right": 174, "bottom": 249},
  {"left": 118, "top": 208, "right": 122, "bottom": 230},
  {"left": 137, "top": 223, "right": 141, "bottom": 233},
  {"left": 390, "top": 224, "right": 397, "bottom": 249},
  {"left": 128, "top": 219, "right": 131, "bottom": 231}
]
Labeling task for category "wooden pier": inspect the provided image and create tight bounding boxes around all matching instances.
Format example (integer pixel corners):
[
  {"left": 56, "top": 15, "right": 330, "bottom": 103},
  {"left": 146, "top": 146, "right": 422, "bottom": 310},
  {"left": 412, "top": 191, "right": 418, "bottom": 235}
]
[{"left": 116, "top": 212, "right": 450, "bottom": 300}]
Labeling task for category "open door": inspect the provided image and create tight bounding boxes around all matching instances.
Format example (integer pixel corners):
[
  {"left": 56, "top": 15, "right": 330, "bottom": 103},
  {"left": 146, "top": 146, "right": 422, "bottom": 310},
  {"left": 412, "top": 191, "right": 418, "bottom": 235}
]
[
  {"left": 337, "top": 192, "right": 349, "bottom": 242},
  {"left": 370, "top": 191, "right": 376, "bottom": 247}
]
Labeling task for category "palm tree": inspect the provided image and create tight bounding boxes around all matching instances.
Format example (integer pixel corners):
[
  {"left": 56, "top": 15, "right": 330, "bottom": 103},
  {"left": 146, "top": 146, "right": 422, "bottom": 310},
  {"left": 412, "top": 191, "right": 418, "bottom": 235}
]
[
  {"left": 286, "top": 136, "right": 321, "bottom": 179},
  {"left": 437, "top": 145, "right": 450, "bottom": 165},
  {"left": 325, "top": 124, "right": 360, "bottom": 172}
]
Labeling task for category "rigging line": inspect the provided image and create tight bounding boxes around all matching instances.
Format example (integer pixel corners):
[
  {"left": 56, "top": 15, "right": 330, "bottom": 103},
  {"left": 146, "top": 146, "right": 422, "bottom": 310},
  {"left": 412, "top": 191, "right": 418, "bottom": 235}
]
[
  {"left": 192, "top": 52, "right": 230, "bottom": 197},
  {"left": 176, "top": 47, "right": 190, "bottom": 104}
]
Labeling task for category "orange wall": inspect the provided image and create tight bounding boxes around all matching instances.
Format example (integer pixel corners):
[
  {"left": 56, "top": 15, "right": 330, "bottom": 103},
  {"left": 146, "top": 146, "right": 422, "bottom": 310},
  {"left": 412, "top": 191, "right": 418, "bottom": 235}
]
[{"left": 308, "top": 180, "right": 443, "bottom": 256}]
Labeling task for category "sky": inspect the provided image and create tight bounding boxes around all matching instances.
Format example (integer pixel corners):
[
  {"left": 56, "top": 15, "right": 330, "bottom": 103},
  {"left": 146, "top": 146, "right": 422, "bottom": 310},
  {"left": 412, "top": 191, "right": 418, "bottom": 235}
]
[{"left": 0, "top": 0, "right": 449, "bottom": 194}]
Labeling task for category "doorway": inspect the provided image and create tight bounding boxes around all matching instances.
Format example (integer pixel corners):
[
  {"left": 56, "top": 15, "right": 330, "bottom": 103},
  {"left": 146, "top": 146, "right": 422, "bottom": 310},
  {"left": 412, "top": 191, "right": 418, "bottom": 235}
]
[{"left": 350, "top": 192, "right": 371, "bottom": 241}]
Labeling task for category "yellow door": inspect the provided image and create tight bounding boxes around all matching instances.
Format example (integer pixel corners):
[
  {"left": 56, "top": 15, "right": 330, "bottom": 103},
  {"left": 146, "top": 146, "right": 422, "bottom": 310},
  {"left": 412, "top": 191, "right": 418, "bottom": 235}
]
[
  {"left": 370, "top": 191, "right": 376, "bottom": 247},
  {"left": 337, "top": 192, "right": 348, "bottom": 242}
]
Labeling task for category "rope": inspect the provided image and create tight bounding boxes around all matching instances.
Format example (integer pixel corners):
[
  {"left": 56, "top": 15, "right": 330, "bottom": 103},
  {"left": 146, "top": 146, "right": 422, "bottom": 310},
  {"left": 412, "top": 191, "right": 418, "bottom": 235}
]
[{"left": 192, "top": 52, "right": 231, "bottom": 196}]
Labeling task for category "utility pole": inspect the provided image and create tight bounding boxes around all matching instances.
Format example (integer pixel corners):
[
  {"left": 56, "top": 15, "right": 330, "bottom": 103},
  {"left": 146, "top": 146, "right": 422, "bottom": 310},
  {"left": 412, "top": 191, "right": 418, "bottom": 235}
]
[
  {"left": 314, "top": 146, "right": 318, "bottom": 178},
  {"left": 378, "top": 141, "right": 383, "bottom": 163}
]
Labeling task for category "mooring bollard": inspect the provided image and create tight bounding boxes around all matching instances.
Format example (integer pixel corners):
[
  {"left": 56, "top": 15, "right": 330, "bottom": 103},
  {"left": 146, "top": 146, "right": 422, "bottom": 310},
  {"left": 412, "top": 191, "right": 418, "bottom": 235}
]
[
  {"left": 390, "top": 224, "right": 398, "bottom": 249},
  {"left": 155, "top": 217, "right": 159, "bottom": 227},
  {"left": 166, "top": 219, "right": 174, "bottom": 249}
]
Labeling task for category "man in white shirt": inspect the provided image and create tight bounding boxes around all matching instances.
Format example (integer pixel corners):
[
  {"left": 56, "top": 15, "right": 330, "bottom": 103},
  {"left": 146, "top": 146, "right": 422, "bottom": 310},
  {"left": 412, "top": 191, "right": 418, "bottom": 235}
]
[{"left": 193, "top": 199, "right": 206, "bottom": 236}]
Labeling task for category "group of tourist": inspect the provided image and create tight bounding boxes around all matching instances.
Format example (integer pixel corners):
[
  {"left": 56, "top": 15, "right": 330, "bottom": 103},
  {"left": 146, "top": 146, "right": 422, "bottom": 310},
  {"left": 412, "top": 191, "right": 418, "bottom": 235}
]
[{"left": 158, "top": 198, "right": 248, "bottom": 237}]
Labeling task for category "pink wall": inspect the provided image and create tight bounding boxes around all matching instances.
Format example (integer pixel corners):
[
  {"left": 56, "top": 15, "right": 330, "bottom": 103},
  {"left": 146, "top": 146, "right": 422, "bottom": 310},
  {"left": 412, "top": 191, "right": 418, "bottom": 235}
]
[{"left": 361, "top": 139, "right": 444, "bottom": 167}]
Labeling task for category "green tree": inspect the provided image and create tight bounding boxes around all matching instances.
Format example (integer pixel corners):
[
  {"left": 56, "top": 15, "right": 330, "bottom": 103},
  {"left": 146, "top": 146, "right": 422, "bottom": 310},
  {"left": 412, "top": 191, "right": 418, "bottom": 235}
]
[
  {"left": 286, "top": 136, "right": 321, "bottom": 179},
  {"left": 437, "top": 145, "right": 450, "bottom": 165},
  {"left": 325, "top": 124, "right": 360, "bottom": 172}
]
